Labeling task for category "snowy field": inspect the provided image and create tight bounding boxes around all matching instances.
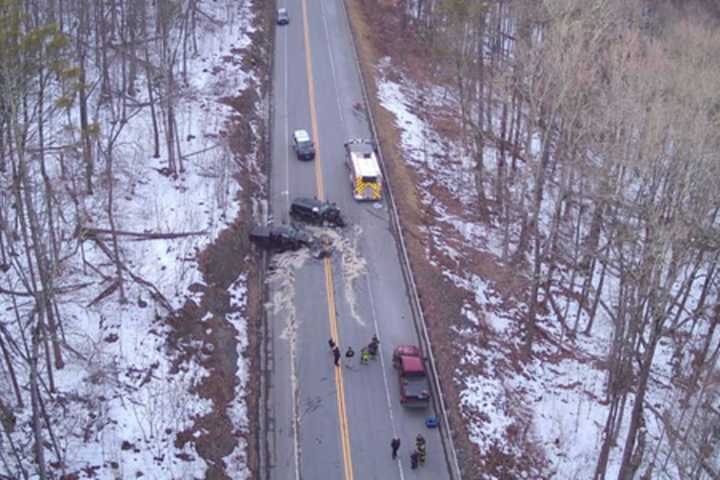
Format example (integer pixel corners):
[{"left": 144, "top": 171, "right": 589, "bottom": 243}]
[{"left": 0, "top": 1, "right": 260, "bottom": 478}]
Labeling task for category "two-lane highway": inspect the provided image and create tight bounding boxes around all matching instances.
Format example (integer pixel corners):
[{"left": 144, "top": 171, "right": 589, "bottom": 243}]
[{"left": 266, "top": 1, "right": 451, "bottom": 479}]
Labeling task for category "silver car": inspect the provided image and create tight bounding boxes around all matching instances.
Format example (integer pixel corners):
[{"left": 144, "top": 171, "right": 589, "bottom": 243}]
[{"left": 277, "top": 8, "right": 289, "bottom": 25}]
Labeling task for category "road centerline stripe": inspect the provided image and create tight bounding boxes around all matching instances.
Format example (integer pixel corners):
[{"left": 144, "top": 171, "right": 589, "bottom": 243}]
[
  {"left": 301, "top": 0, "right": 325, "bottom": 203},
  {"left": 300, "top": 1, "right": 354, "bottom": 479}
]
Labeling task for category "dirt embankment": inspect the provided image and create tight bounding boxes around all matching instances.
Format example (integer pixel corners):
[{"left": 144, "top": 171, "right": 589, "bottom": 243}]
[{"left": 168, "top": 1, "right": 273, "bottom": 478}]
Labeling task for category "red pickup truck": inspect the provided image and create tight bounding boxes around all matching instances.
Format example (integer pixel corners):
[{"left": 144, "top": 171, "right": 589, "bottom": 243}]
[{"left": 393, "top": 345, "right": 431, "bottom": 408}]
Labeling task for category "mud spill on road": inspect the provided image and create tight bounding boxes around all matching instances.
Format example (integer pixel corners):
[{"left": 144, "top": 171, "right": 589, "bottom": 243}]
[
  {"left": 263, "top": 247, "right": 311, "bottom": 469},
  {"left": 265, "top": 248, "right": 311, "bottom": 342},
  {"left": 264, "top": 225, "right": 368, "bottom": 331},
  {"left": 312, "top": 225, "right": 368, "bottom": 327}
]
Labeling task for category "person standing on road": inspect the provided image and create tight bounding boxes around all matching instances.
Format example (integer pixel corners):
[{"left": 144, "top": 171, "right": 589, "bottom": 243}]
[
  {"left": 415, "top": 434, "right": 426, "bottom": 464},
  {"left": 360, "top": 347, "right": 370, "bottom": 365},
  {"left": 391, "top": 437, "right": 401, "bottom": 459},
  {"left": 328, "top": 338, "right": 336, "bottom": 350},
  {"left": 333, "top": 345, "right": 341, "bottom": 366},
  {"left": 345, "top": 346, "right": 355, "bottom": 367},
  {"left": 368, "top": 334, "right": 380, "bottom": 357}
]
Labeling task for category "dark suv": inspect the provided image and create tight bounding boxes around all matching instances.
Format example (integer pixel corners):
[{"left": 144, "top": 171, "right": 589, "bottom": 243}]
[
  {"left": 292, "top": 129, "right": 315, "bottom": 160},
  {"left": 248, "top": 224, "right": 310, "bottom": 252},
  {"left": 290, "top": 197, "right": 345, "bottom": 227}
]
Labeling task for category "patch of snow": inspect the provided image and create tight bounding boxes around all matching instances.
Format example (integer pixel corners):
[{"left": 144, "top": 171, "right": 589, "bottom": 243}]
[{"left": 224, "top": 274, "right": 251, "bottom": 479}]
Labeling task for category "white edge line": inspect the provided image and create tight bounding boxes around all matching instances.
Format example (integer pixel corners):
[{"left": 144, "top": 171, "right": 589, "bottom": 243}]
[
  {"left": 281, "top": 15, "right": 300, "bottom": 480},
  {"left": 366, "top": 273, "right": 406, "bottom": 480},
  {"left": 284, "top": 21, "right": 291, "bottom": 215}
]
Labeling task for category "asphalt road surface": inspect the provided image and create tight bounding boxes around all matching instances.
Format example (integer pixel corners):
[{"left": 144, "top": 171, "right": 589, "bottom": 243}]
[{"left": 266, "top": 1, "right": 452, "bottom": 479}]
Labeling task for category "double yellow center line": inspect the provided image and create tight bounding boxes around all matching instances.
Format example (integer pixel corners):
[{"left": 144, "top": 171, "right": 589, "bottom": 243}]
[{"left": 300, "top": 1, "right": 354, "bottom": 479}]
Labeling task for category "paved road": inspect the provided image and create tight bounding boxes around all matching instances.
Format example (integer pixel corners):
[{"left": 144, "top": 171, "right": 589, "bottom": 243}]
[{"left": 266, "top": 1, "right": 451, "bottom": 479}]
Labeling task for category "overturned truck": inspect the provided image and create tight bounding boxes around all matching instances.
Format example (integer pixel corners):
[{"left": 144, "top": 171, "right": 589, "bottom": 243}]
[{"left": 249, "top": 223, "right": 333, "bottom": 258}]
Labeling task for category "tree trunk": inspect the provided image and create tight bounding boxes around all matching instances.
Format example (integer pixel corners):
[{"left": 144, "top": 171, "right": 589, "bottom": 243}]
[
  {"left": 144, "top": 46, "right": 161, "bottom": 159},
  {"left": 78, "top": 2, "right": 94, "bottom": 194},
  {"left": 525, "top": 123, "right": 553, "bottom": 355},
  {"left": 617, "top": 322, "right": 661, "bottom": 480},
  {"left": 104, "top": 130, "right": 128, "bottom": 303},
  {"left": 0, "top": 331, "right": 22, "bottom": 406},
  {"left": 30, "top": 323, "right": 47, "bottom": 479}
]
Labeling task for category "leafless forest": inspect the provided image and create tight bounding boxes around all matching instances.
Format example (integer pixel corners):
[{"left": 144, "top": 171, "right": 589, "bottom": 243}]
[
  {"left": 385, "top": 0, "right": 720, "bottom": 478},
  {"left": 0, "top": 0, "right": 262, "bottom": 478}
]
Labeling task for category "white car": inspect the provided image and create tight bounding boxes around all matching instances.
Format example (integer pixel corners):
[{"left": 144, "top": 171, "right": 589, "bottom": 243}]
[
  {"left": 292, "top": 129, "right": 315, "bottom": 160},
  {"left": 277, "top": 8, "right": 289, "bottom": 25}
]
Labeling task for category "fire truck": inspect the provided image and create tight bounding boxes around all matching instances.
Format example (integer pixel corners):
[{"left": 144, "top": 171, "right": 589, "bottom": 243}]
[{"left": 344, "top": 139, "right": 382, "bottom": 201}]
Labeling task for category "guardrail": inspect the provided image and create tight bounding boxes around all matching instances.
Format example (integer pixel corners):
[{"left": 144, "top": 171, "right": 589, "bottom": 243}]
[
  {"left": 338, "top": 1, "right": 463, "bottom": 478},
  {"left": 257, "top": 4, "right": 275, "bottom": 480}
]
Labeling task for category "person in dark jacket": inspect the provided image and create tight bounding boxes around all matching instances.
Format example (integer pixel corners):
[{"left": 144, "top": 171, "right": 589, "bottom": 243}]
[
  {"left": 333, "top": 345, "right": 341, "bottom": 366},
  {"left": 345, "top": 346, "right": 355, "bottom": 367},
  {"left": 368, "top": 334, "right": 379, "bottom": 357},
  {"left": 391, "top": 437, "right": 401, "bottom": 459}
]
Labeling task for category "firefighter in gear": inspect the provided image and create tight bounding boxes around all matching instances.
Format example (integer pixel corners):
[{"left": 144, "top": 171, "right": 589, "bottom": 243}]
[
  {"left": 360, "top": 347, "right": 370, "bottom": 365},
  {"left": 415, "top": 434, "right": 426, "bottom": 464}
]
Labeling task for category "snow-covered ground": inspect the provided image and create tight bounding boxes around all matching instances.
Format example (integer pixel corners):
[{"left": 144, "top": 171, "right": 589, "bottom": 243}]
[
  {"left": 375, "top": 57, "right": 709, "bottom": 479},
  {"left": 0, "top": 1, "right": 261, "bottom": 478}
]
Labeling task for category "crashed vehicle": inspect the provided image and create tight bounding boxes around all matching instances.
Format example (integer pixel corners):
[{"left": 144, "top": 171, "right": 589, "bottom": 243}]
[
  {"left": 248, "top": 224, "right": 310, "bottom": 252},
  {"left": 392, "top": 345, "right": 431, "bottom": 408},
  {"left": 290, "top": 197, "right": 346, "bottom": 228},
  {"left": 249, "top": 223, "right": 333, "bottom": 258}
]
